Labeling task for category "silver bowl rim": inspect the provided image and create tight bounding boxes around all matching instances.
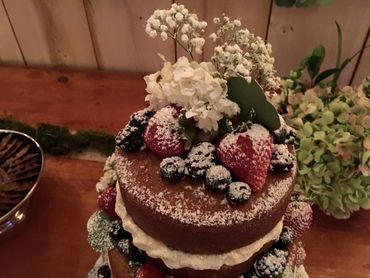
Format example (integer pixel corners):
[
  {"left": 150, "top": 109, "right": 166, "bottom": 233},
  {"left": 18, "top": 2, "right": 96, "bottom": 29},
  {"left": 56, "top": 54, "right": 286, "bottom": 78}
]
[{"left": 0, "top": 129, "right": 45, "bottom": 223}]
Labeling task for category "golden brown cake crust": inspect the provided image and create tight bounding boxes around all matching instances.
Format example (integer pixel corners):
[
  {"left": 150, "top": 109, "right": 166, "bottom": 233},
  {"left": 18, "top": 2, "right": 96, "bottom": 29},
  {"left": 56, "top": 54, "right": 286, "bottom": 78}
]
[{"left": 115, "top": 147, "right": 296, "bottom": 255}]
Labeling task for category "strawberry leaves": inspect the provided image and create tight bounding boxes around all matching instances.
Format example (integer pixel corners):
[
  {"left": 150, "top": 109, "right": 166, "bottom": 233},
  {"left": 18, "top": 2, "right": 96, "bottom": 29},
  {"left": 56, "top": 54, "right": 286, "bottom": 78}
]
[{"left": 227, "top": 77, "right": 280, "bottom": 131}]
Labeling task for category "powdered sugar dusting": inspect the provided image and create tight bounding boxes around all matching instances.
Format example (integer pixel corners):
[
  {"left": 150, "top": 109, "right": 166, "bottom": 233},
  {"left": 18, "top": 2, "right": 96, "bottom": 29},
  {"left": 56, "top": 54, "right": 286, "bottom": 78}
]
[
  {"left": 144, "top": 106, "right": 184, "bottom": 151},
  {"left": 115, "top": 149, "right": 296, "bottom": 227}
]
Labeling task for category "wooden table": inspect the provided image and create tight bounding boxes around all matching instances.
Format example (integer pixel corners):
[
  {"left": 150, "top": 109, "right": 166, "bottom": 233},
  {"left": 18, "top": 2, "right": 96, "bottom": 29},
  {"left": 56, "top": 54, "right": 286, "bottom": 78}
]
[{"left": 0, "top": 66, "right": 369, "bottom": 278}]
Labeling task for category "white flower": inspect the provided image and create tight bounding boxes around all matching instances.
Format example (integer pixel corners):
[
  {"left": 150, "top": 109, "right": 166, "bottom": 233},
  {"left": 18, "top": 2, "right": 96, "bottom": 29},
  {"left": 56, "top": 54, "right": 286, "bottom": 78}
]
[
  {"left": 181, "top": 24, "right": 190, "bottom": 33},
  {"left": 175, "top": 12, "right": 184, "bottom": 22},
  {"left": 149, "top": 30, "right": 157, "bottom": 38},
  {"left": 151, "top": 19, "right": 161, "bottom": 29},
  {"left": 213, "top": 17, "right": 220, "bottom": 24},
  {"left": 209, "top": 33, "right": 217, "bottom": 42},
  {"left": 233, "top": 19, "right": 242, "bottom": 26},
  {"left": 144, "top": 57, "right": 239, "bottom": 132},
  {"left": 195, "top": 46, "right": 202, "bottom": 54},
  {"left": 181, "top": 34, "right": 189, "bottom": 43},
  {"left": 161, "top": 32, "right": 168, "bottom": 40}
]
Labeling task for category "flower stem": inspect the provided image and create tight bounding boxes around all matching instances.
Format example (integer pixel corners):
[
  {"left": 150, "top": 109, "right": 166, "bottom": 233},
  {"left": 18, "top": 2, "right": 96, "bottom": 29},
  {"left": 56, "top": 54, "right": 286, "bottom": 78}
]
[{"left": 168, "top": 31, "right": 193, "bottom": 61}]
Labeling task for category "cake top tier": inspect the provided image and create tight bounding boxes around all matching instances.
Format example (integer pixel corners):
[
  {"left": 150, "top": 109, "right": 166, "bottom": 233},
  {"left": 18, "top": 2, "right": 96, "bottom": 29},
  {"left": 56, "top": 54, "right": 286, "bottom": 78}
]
[{"left": 115, "top": 147, "right": 296, "bottom": 227}]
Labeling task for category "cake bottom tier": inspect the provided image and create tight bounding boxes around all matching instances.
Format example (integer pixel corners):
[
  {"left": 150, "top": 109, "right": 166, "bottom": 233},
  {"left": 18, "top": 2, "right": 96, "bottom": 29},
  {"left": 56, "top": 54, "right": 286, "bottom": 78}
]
[{"left": 114, "top": 184, "right": 285, "bottom": 277}]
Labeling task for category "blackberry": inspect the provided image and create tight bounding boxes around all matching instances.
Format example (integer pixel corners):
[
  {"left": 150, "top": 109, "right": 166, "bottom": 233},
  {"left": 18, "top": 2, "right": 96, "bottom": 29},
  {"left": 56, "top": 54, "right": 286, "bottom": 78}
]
[
  {"left": 185, "top": 142, "right": 216, "bottom": 178},
  {"left": 118, "top": 239, "right": 145, "bottom": 263},
  {"left": 205, "top": 165, "right": 232, "bottom": 192},
  {"left": 284, "top": 126, "right": 297, "bottom": 144},
  {"left": 274, "top": 226, "right": 294, "bottom": 250},
  {"left": 97, "top": 264, "right": 111, "bottom": 278},
  {"left": 227, "top": 182, "right": 251, "bottom": 205},
  {"left": 254, "top": 249, "right": 288, "bottom": 278},
  {"left": 243, "top": 269, "right": 259, "bottom": 278},
  {"left": 272, "top": 115, "right": 288, "bottom": 144},
  {"left": 160, "top": 156, "right": 185, "bottom": 182},
  {"left": 109, "top": 219, "right": 132, "bottom": 242},
  {"left": 115, "top": 125, "right": 143, "bottom": 152},
  {"left": 270, "top": 144, "right": 294, "bottom": 172},
  {"left": 128, "top": 261, "right": 144, "bottom": 273},
  {"left": 129, "top": 108, "right": 155, "bottom": 130}
]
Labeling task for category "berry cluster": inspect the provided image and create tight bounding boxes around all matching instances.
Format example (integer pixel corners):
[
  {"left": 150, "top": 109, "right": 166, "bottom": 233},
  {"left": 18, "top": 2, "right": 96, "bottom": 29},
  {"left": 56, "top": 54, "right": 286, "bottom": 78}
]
[
  {"left": 272, "top": 116, "right": 297, "bottom": 145},
  {"left": 159, "top": 142, "right": 252, "bottom": 205},
  {"left": 116, "top": 108, "right": 154, "bottom": 152},
  {"left": 269, "top": 144, "right": 294, "bottom": 173}
]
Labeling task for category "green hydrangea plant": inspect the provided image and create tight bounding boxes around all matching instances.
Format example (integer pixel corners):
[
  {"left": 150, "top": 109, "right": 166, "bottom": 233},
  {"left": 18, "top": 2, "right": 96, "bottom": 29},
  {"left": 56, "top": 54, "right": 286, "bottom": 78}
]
[{"left": 284, "top": 85, "right": 370, "bottom": 218}]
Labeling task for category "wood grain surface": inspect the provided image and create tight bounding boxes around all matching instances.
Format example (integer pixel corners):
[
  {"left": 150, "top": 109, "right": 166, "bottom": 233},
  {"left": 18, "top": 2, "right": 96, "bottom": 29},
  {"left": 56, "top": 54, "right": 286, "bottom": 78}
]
[{"left": 0, "top": 66, "right": 369, "bottom": 278}]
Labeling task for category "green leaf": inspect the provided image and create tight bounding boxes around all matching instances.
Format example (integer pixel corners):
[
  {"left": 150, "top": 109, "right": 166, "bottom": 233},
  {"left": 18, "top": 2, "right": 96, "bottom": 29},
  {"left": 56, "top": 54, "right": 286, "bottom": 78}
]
[
  {"left": 295, "top": 0, "right": 316, "bottom": 7},
  {"left": 331, "top": 57, "right": 351, "bottom": 93},
  {"left": 275, "top": 0, "right": 296, "bottom": 7},
  {"left": 317, "top": 0, "right": 333, "bottom": 5},
  {"left": 335, "top": 21, "right": 342, "bottom": 68},
  {"left": 307, "top": 45, "right": 325, "bottom": 80},
  {"left": 178, "top": 113, "right": 198, "bottom": 149},
  {"left": 227, "top": 77, "right": 280, "bottom": 131},
  {"left": 314, "top": 68, "right": 338, "bottom": 85}
]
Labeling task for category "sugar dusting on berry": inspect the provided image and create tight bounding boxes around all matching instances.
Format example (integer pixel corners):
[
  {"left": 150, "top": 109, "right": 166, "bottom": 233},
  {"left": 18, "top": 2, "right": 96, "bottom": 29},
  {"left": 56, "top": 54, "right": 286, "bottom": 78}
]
[
  {"left": 145, "top": 106, "right": 184, "bottom": 152},
  {"left": 115, "top": 149, "right": 296, "bottom": 226}
]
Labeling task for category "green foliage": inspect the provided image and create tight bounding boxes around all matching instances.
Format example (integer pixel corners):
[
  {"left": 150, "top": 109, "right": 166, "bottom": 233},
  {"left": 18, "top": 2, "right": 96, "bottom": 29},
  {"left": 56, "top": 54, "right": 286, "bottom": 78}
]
[
  {"left": 275, "top": 0, "right": 333, "bottom": 8},
  {"left": 363, "top": 76, "right": 370, "bottom": 98},
  {"left": 178, "top": 113, "right": 198, "bottom": 149},
  {"left": 0, "top": 118, "right": 36, "bottom": 137},
  {"left": 0, "top": 118, "right": 115, "bottom": 156},
  {"left": 284, "top": 22, "right": 368, "bottom": 95},
  {"left": 227, "top": 77, "right": 280, "bottom": 131},
  {"left": 285, "top": 86, "right": 370, "bottom": 219}
]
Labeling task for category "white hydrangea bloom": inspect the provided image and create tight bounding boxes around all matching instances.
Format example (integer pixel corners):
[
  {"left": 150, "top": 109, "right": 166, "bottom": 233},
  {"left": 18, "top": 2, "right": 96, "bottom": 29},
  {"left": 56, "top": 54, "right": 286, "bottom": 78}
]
[{"left": 144, "top": 57, "right": 240, "bottom": 132}]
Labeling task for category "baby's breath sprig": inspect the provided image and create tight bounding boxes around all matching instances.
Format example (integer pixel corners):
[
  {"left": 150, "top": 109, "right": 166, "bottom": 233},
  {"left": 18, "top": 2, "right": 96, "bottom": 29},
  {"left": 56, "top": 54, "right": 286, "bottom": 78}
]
[
  {"left": 210, "top": 16, "right": 280, "bottom": 93},
  {"left": 145, "top": 3, "right": 207, "bottom": 60}
]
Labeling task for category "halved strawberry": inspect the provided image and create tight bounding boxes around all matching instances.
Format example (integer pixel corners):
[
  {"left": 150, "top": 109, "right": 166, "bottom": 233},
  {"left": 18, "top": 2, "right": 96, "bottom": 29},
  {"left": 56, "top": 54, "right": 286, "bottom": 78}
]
[
  {"left": 136, "top": 260, "right": 164, "bottom": 278},
  {"left": 144, "top": 106, "right": 186, "bottom": 157},
  {"left": 217, "top": 124, "right": 272, "bottom": 193}
]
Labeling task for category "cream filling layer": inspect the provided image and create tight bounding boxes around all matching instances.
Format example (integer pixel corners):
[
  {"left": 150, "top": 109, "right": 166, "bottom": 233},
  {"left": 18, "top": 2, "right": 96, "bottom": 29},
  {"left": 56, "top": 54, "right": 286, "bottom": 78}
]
[{"left": 115, "top": 183, "right": 283, "bottom": 270}]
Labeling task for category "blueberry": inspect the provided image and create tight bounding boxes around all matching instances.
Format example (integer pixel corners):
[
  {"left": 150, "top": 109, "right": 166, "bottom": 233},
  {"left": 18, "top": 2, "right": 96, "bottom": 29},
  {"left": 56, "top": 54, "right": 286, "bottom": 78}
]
[
  {"left": 254, "top": 249, "right": 288, "bottom": 278},
  {"left": 129, "top": 108, "right": 154, "bottom": 130},
  {"left": 115, "top": 125, "right": 143, "bottom": 152},
  {"left": 185, "top": 142, "right": 216, "bottom": 179},
  {"left": 274, "top": 226, "right": 294, "bottom": 250},
  {"left": 118, "top": 239, "right": 145, "bottom": 263},
  {"left": 243, "top": 269, "right": 259, "bottom": 278},
  {"left": 227, "top": 182, "right": 251, "bottom": 205},
  {"left": 109, "top": 219, "right": 132, "bottom": 242},
  {"left": 205, "top": 165, "right": 232, "bottom": 192},
  {"left": 97, "top": 264, "right": 111, "bottom": 278},
  {"left": 160, "top": 156, "right": 185, "bottom": 182},
  {"left": 270, "top": 144, "right": 294, "bottom": 172}
]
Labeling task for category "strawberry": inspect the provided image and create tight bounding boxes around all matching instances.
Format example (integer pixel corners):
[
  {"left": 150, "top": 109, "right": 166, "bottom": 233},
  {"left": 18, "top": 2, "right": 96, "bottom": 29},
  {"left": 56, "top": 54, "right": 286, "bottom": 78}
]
[
  {"left": 217, "top": 124, "right": 272, "bottom": 192},
  {"left": 98, "top": 186, "right": 119, "bottom": 219},
  {"left": 288, "top": 241, "right": 306, "bottom": 268},
  {"left": 284, "top": 201, "right": 313, "bottom": 239},
  {"left": 144, "top": 106, "right": 186, "bottom": 157},
  {"left": 136, "top": 260, "right": 164, "bottom": 278}
]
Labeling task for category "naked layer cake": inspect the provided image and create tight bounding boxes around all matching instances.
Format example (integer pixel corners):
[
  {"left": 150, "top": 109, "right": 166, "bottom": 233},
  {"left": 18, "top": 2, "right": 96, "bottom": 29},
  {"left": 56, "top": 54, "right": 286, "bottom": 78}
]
[{"left": 87, "top": 4, "right": 313, "bottom": 278}]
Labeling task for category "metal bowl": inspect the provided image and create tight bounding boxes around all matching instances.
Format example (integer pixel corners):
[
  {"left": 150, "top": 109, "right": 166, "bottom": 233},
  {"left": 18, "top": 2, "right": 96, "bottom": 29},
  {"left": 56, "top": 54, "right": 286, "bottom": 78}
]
[{"left": 0, "top": 129, "right": 44, "bottom": 234}]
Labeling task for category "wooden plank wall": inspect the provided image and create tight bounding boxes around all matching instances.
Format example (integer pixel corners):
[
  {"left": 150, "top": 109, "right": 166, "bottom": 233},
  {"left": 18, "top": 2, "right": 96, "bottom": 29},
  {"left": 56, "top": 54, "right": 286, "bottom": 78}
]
[{"left": 0, "top": 0, "right": 368, "bottom": 84}]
